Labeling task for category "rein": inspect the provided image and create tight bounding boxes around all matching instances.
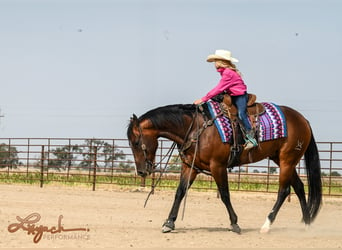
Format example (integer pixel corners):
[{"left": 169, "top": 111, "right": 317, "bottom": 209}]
[
  {"left": 143, "top": 141, "right": 177, "bottom": 208},
  {"left": 181, "top": 106, "right": 201, "bottom": 220},
  {"left": 141, "top": 104, "right": 217, "bottom": 210},
  {"left": 179, "top": 105, "right": 216, "bottom": 154},
  {"left": 135, "top": 120, "right": 178, "bottom": 208},
  {"left": 180, "top": 104, "right": 223, "bottom": 219}
]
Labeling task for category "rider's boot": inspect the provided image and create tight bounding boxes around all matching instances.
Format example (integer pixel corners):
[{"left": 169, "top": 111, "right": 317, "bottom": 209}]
[{"left": 244, "top": 130, "right": 258, "bottom": 150}]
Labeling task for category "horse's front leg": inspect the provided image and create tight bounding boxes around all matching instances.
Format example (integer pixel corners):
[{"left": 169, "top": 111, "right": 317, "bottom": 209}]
[
  {"left": 211, "top": 164, "right": 241, "bottom": 234},
  {"left": 162, "top": 165, "right": 198, "bottom": 233}
]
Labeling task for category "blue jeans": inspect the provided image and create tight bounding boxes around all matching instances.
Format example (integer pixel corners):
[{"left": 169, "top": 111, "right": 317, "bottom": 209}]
[{"left": 231, "top": 93, "right": 251, "bottom": 131}]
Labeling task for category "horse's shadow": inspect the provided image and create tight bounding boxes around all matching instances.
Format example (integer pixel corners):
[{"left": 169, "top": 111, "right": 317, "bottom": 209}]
[
  {"left": 172, "top": 227, "right": 260, "bottom": 234},
  {"left": 173, "top": 226, "right": 301, "bottom": 235}
]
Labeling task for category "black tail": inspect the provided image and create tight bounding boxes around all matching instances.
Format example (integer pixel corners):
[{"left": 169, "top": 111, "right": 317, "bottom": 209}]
[{"left": 304, "top": 130, "right": 322, "bottom": 222}]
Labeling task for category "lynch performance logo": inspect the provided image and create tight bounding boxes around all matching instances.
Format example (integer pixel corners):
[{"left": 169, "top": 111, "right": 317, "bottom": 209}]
[{"left": 8, "top": 212, "right": 90, "bottom": 243}]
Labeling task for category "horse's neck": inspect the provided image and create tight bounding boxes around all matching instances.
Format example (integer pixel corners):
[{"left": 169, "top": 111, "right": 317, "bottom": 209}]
[
  {"left": 155, "top": 120, "right": 192, "bottom": 145},
  {"left": 158, "top": 129, "right": 187, "bottom": 145}
]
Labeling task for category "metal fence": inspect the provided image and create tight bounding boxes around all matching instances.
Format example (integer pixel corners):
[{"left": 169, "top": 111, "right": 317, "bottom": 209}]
[{"left": 0, "top": 138, "right": 341, "bottom": 196}]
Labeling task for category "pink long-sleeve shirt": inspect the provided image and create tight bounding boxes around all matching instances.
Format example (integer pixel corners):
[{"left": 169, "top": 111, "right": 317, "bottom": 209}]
[{"left": 201, "top": 67, "right": 247, "bottom": 102}]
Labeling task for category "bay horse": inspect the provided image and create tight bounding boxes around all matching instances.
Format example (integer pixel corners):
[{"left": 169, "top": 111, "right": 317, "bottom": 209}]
[{"left": 127, "top": 102, "right": 322, "bottom": 234}]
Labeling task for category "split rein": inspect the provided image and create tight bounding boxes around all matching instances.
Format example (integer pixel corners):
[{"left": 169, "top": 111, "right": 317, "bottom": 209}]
[
  {"left": 142, "top": 105, "right": 219, "bottom": 208},
  {"left": 143, "top": 142, "right": 177, "bottom": 208}
]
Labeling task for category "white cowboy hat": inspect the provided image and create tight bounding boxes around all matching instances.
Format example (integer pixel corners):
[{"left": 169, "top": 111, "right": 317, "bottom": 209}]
[{"left": 206, "top": 49, "right": 239, "bottom": 63}]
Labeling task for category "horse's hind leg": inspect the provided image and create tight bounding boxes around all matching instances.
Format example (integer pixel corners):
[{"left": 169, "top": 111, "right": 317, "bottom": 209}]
[
  {"left": 260, "top": 170, "right": 309, "bottom": 233},
  {"left": 291, "top": 171, "right": 310, "bottom": 224},
  {"left": 260, "top": 184, "right": 290, "bottom": 233},
  {"left": 260, "top": 163, "right": 293, "bottom": 233},
  {"left": 162, "top": 165, "right": 197, "bottom": 233}
]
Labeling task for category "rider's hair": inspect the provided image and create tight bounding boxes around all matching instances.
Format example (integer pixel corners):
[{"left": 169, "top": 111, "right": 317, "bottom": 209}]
[{"left": 215, "top": 60, "right": 241, "bottom": 76}]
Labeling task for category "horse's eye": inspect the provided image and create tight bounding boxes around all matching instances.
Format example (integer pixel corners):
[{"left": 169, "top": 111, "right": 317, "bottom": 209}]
[{"left": 129, "top": 141, "right": 139, "bottom": 148}]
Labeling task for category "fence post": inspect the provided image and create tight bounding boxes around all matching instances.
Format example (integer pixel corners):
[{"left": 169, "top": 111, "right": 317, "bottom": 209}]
[
  {"left": 26, "top": 138, "right": 30, "bottom": 177},
  {"left": 266, "top": 158, "right": 270, "bottom": 192},
  {"left": 92, "top": 146, "right": 97, "bottom": 191},
  {"left": 67, "top": 139, "right": 71, "bottom": 180},
  {"left": 40, "top": 145, "right": 45, "bottom": 188},
  {"left": 140, "top": 177, "right": 146, "bottom": 187},
  {"left": 47, "top": 138, "right": 50, "bottom": 180},
  {"left": 110, "top": 139, "right": 115, "bottom": 183},
  {"left": 329, "top": 142, "right": 333, "bottom": 195},
  {"left": 6, "top": 138, "right": 10, "bottom": 177}
]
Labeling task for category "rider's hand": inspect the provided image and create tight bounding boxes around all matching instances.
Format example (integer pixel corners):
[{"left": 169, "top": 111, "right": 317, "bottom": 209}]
[{"left": 193, "top": 99, "right": 203, "bottom": 105}]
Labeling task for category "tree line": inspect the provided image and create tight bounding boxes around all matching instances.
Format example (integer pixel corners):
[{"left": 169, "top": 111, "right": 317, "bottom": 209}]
[
  {"left": 0, "top": 141, "right": 341, "bottom": 176},
  {"left": 0, "top": 139, "right": 133, "bottom": 172}
]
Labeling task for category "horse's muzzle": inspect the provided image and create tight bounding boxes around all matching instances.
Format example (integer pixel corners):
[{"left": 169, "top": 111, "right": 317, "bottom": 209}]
[
  {"left": 137, "top": 161, "right": 155, "bottom": 177},
  {"left": 137, "top": 170, "right": 148, "bottom": 177}
]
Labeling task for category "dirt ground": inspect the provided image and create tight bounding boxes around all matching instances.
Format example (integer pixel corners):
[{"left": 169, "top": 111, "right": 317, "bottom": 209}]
[{"left": 0, "top": 183, "right": 341, "bottom": 249}]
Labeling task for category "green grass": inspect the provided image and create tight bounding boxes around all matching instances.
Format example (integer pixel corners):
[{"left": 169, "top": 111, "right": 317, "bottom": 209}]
[{"left": 0, "top": 172, "right": 341, "bottom": 196}]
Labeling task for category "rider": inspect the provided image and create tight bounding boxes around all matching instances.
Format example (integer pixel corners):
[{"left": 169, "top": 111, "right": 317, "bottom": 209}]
[{"left": 194, "top": 49, "right": 258, "bottom": 149}]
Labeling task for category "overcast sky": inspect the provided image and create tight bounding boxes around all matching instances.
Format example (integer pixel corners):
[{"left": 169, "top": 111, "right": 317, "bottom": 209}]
[{"left": 0, "top": 0, "right": 341, "bottom": 141}]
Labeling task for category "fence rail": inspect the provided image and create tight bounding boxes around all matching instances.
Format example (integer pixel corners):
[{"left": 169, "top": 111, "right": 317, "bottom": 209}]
[{"left": 0, "top": 138, "right": 341, "bottom": 196}]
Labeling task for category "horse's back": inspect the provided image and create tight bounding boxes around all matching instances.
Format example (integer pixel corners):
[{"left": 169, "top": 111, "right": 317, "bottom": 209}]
[
  {"left": 280, "top": 105, "right": 311, "bottom": 134},
  {"left": 278, "top": 105, "right": 312, "bottom": 156}
]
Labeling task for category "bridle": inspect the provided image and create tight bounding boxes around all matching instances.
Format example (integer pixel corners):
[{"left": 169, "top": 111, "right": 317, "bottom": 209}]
[
  {"left": 135, "top": 120, "right": 177, "bottom": 175},
  {"left": 136, "top": 122, "right": 155, "bottom": 174},
  {"left": 134, "top": 119, "right": 177, "bottom": 207},
  {"left": 132, "top": 105, "right": 215, "bottom": 209}
]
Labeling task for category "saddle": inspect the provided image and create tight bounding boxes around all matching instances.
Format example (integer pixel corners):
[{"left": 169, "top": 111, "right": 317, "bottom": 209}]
[
  {"left": 220, "top": 93, "right": 265, "bottom": 126},
  {"left": 218, "top": 93, "right": 264, "bottom": 168}
]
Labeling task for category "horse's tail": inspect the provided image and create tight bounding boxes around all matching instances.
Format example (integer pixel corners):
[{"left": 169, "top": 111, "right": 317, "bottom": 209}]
[{"left": 304, "top": 129, "right": 322, "bottom": 222}]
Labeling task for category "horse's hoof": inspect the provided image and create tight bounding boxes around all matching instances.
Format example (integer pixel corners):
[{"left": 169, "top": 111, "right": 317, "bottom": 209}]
[
  {"left": 260, "top": 217, "right": 271, "bottom": 233},
  {"left": 231, "top": 224, "right": 241, "bottom": 234},
  {"left": 162, "top": 225, "right": 173, "bottom": 233},
  {"left": 162, "top": 220, "right": 175, "bottom": 233},
  {"left": 260, "top": 227, "right": 270, "bottom": 234}
]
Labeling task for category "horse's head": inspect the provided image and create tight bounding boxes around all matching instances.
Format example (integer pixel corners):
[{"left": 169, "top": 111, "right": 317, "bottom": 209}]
[{"left": 127, "top": 114, "right": 158, "bottom": 177}]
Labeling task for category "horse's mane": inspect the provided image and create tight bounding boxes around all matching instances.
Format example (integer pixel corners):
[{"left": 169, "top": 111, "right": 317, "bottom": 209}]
[
  {"left": 127, "top": 103, "right": 211, "bottom": 138},
  {"left": 139, "top": 104, "right": 197, "bottom": 129}
]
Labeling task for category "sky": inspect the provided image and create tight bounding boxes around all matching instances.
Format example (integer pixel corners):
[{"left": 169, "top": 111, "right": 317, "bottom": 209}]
[{"left": 0, "top": 0, "right": 341, "bottom": 141}]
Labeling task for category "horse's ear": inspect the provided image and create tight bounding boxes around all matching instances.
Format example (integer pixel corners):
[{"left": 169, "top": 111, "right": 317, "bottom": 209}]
[{"left": 130, "top": 114, "right": 138, "bottom": 124}]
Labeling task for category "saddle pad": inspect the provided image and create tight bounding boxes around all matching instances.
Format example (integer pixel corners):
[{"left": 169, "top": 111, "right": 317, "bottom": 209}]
[
  {"left": 206, "top": 100, "right": 232, "bottom": 142},
  {"left": 259, "top": 102, "right": 287, "bottom": 141},
  {"left": 206, "top": 100, "right": 287, "bottom": 143}
]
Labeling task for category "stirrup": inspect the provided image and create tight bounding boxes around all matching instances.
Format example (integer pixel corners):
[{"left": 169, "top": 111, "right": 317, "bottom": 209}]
[
  {"left": 244, "top": 140, "right": 258, "bottom": 150},
  {"left": 244, "top": 133, "right": 258, "bottom": 150},
  {"left": 244, "top": 141, "right": 254, "bottom": 150},
  {"left": 248, "top": 137, "right": 258, "bottom": 146}
]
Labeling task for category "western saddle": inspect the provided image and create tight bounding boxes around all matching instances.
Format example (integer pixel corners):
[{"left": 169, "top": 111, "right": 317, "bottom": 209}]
[
  {"left": 218, "top": 93, "right": 264, "bottom": 168},
  {"left": 220, "top": 93, "right": 264, "bottom": 130}
]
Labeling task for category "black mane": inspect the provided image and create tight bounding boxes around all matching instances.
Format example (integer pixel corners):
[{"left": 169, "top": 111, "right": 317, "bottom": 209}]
[
  {"left": 127, "top": 103, "right": 211, "bottom": 139},
  {"left": 139, "top": 104, "right": 197, "bottom": 129}
]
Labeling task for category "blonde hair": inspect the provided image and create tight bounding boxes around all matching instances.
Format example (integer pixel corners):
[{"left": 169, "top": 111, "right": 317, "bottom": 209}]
[{"left": 215, "top": 59, "right": 241, "bottom": 76}]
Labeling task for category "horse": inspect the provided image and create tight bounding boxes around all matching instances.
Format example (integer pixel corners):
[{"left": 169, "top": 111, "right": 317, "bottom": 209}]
[{"left": 127, "top": 101, "right": 322, "bottom": 234}]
